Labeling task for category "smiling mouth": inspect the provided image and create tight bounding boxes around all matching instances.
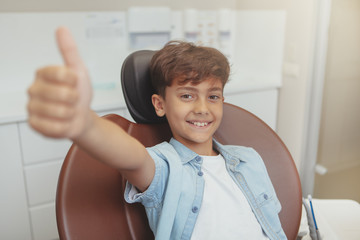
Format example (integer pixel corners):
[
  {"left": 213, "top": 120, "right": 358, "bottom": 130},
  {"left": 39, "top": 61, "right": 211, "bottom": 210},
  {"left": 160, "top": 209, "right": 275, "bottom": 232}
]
[{"left": 187, "top": 121, "right": 210, "bottom": 127}]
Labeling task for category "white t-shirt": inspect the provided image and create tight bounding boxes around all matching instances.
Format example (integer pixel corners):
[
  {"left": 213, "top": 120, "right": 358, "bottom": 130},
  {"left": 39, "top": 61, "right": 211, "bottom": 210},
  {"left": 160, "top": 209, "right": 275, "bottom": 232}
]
[{"left": 191, "top": 154, "right": 269, "bottom": 240}]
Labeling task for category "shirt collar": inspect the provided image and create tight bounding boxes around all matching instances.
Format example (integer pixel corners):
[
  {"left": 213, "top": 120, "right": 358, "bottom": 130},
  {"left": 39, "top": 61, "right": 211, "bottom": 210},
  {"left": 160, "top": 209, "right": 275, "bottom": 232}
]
[
  {"left": 169, "top": 138, "right": 247, "bottom": 164},
  {"left": 213, "top": 139, "right": 248, "bottom": 163},
  {"left": 169, "top": 138, "right": 198, "bottom": 164}
]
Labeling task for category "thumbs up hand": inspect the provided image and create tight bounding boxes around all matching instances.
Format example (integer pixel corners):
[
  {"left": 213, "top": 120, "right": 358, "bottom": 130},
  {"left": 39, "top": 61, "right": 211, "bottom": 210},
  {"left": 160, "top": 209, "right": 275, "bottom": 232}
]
[{"left": 27, "top": 27, "right": 93, "bottom": 140}]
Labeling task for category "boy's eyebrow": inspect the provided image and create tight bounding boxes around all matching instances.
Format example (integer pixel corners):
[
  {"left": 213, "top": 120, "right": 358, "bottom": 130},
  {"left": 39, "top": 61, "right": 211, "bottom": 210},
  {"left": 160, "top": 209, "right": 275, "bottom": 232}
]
[
  {"left": 176, "top": 86, "right": 198, "bottom": 92},
  {"left": 175, "top": 86, "right": 223, "bottom": 92},
  {"left": 208, "top": 87, "right": 223, "bottom": 92}
]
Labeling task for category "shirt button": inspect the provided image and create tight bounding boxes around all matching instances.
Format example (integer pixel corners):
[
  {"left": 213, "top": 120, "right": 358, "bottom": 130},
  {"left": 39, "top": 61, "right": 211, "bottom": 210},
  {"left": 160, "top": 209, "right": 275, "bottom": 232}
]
[
  {"left": 196, "top": 156, "right": 201, "bottom": 162},
  {"left": 198, "top": 171, "right": 203, "bottom": 176},
  {"left": 264, "top": 194, "right": 268, "bottom": 200},
  {"left": 192, "top": 206, "right": 199, "bottom": 213}
]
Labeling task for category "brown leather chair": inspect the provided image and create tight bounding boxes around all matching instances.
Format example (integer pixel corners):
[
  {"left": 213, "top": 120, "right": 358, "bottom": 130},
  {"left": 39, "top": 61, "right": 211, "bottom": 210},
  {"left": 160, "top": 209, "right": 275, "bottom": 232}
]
[{"left": 56, "top": 51, "right": 302, "bottom": 240}]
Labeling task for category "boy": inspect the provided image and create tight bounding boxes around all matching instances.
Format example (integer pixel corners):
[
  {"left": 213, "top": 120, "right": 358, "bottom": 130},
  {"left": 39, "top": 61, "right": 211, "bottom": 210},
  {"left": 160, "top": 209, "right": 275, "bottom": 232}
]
[{"left": 27, "top": 27, "right": 286, "bottom": 239}]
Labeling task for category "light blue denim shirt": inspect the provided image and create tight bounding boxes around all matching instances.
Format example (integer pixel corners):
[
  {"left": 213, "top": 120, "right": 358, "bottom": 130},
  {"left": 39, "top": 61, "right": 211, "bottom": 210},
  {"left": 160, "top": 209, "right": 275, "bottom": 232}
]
[{"left": 124, "top": 138, "right": 287, "bottom": 240}]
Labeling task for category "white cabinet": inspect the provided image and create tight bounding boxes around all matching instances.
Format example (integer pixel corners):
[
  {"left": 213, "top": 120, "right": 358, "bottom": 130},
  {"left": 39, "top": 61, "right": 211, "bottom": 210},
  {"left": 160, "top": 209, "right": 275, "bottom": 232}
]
[
  {"left": 225, "top": 88, "right": 279, "bottom": 130},
  {"left": 0, "top": 108, "right": 127, "bottom": 240},
  {"left": 19, "top": 122, "right": 72, "bottom": 165},
  {"left": 29, "top": 203, "right": 58, "bottom": 240},
  {"left": 0, "top": 123, "right": 32, "bottom": 240},
  {"left": 25, "top": 161, "right": 63, "bottom": 207},
  {"left": 19, "top": 126, "right": 72, "bottom": 240}
]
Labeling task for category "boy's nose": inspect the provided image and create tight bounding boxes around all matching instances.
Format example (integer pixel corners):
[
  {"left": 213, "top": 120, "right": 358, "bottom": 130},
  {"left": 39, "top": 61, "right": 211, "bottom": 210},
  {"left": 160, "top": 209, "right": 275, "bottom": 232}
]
[{"left": 194, "top": 99, "right": 209, "bottom": 115}]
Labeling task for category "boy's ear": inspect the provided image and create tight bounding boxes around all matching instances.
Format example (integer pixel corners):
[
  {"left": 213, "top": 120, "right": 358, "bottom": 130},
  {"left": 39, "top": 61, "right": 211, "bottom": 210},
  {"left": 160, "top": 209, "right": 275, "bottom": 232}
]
[{"left": 151, "top": 94, "right": 166, "bottom": 117}]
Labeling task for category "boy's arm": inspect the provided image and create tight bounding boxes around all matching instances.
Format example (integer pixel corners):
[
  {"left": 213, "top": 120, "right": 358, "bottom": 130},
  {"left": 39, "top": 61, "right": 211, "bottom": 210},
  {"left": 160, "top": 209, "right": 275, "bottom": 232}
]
[
  {"left": 73, "top": 113, "right": 155, "bottom": 191},
  {"left": 27, "top": 27, "right": 154, "bottom": 192}
]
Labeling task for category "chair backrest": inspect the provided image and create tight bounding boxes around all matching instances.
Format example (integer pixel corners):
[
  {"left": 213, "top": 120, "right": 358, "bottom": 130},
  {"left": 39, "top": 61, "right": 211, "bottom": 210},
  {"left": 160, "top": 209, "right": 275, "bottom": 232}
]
[{"left": 56, "top": 51, "right": 302, "bottom": 240}]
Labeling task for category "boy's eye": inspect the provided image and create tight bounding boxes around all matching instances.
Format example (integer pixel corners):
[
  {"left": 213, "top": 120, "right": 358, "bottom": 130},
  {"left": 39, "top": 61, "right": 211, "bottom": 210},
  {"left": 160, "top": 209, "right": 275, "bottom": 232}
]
[
  {"left": 181, "top": 94, "right": 193, "bottom": 99},
  {"left": 209, "top": 95, "right": 220, "bottom": 100}
]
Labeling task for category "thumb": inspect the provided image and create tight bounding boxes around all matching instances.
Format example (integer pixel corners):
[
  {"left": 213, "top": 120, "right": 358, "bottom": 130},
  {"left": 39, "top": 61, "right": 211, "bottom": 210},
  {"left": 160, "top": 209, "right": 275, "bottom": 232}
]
[
  {"left": 55, "top": 26, "right": 93, "bottom": 112},
  {"left": 56, "top": 26, "right": 85, "bottom": 71}
]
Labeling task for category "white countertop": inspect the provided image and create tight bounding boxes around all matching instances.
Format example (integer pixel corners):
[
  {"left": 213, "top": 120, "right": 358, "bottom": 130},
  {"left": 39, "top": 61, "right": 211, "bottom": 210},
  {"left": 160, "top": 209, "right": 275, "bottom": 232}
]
[
  {"left": 299, "top": 199, "right": 360, "bottom": 240},
  {"left": 0, "top": 87, "right": 127, "bottom": 125}
]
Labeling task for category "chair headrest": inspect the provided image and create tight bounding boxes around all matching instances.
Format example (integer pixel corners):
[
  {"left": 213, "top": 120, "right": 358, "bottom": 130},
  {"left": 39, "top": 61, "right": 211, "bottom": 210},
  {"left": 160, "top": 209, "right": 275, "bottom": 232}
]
[{"left": 121, "top": 50, "right": 166, "bottom": 124}]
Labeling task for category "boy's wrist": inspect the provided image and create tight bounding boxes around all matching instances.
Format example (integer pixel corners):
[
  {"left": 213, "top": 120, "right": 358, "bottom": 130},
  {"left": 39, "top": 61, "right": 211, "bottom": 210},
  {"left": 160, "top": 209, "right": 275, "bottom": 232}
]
[{"left": 70, "top": 109, "right": 98, "bottom": 143}]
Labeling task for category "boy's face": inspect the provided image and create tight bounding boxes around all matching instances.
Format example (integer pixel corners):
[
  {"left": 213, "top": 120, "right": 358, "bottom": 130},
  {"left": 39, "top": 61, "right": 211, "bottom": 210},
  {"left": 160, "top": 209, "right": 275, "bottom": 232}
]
[{"left": 152, "top": 77, "right": 224, "bottom": 155}]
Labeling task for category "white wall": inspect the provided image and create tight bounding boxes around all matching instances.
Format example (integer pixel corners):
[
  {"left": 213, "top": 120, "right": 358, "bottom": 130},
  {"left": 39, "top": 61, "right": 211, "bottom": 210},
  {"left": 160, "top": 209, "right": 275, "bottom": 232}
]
[
  {"left": 236, "top": 1, "right": 319, "bottom": 186},
  {"left": 314, "top": 0, "right": 360, "bottom": 202},
  {"left": 277, "top": 1, "right": 317, "bottom": 170}
]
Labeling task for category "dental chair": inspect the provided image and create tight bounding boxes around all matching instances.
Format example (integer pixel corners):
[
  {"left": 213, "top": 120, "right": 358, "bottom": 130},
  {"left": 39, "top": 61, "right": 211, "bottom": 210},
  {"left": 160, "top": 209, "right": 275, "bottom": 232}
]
[{"left": 56, "top": 50, "right": 302, "bottom": 239}]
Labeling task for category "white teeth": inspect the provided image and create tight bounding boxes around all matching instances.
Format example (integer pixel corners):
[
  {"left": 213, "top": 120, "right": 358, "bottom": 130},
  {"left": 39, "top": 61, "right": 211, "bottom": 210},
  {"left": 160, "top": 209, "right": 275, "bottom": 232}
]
[{"left": 193, "top": 122, "right": 208, "bottom": 127}]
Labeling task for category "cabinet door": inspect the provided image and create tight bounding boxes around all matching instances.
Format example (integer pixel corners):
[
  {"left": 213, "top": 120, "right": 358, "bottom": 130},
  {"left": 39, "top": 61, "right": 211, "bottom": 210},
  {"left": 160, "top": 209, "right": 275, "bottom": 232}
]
[
  {"left": 18, "top": 122, "right": 71, "bottom": 165},
  {"left": 225, "top": 89, "right": 279, "bottom": 130},
  {"left": 0, "top": 123, "right": 32, "bottom": 240}
]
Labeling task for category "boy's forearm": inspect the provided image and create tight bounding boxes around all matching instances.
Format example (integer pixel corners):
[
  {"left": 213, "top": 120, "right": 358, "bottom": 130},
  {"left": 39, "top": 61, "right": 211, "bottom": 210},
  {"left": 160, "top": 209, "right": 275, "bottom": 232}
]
[{"left": 72, "top": 111, "right": 153, "bottom": 174}]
